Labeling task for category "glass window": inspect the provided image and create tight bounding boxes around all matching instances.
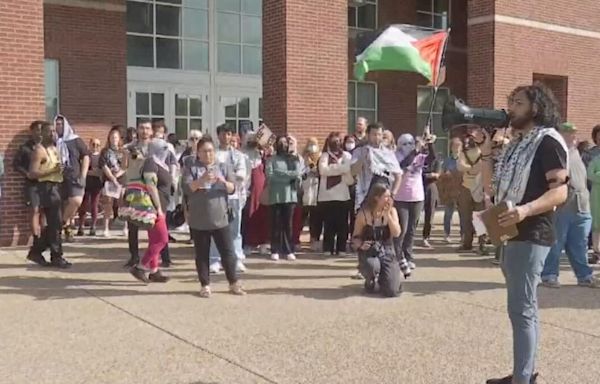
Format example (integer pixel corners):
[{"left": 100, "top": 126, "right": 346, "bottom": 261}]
[
  {"left": 348, "top": 0, "right": 377, "bottom": 30},
  {"left": 156, "top": 38, "right": 181, "bottom": 68},
  {"left": 416, "top": 0, "right": 450, "bottom": 30},
  {"left": 126, "top": 0, "right": 209, "bottom": 71},
  {"left": 217, "top": 0, "right": 262, "bottom": 74},
  {"left": 127, "top": 35, "right": 153, "bottom": 67},
  {"left": 417, "top": 86, "right": 450, "bottom": 157},
  {"left": 222, "top": 96, "right": 251, "bottom": 134},
  {"left": 348, "top": 81, "right": 377, "bottom": 133},
  {"left": 127, "top": 1, "right": 153, "bottom": 34},
  {"left": 175, "top": 94, "right": 203, "bottom": 139},
  {"left": 135, "top": 91, "right": 165, "bottom": 124},
  {"left": 44, "top": 59, "right": 60, "bottom": 120}
]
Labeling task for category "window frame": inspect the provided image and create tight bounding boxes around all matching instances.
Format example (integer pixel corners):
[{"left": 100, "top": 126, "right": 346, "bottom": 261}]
[
  {"left": 348, "top": 80, "right": 378, "bottom": 133},
  {"left": 348, "top": 0, "right": 378, "bottom": 31},
  {"left": 44, "top": 59, "right": 60, "bottom": 120},
  {"left": 126, "top": 0, "right": 210, "bottom": 71},
  {"left": 222, "top": 96, "right": 252, "bottom": 134},
  {"left": 216, "top": 0, "right": 262, "bottom": 75},
  {"left": 415, "top": 0, "right": 451, "bottom": 30}
]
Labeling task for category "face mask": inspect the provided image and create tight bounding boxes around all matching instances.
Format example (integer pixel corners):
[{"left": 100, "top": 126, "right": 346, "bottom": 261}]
[
  {"left": 307, "top": 144, "right": 318, "bottom": 154},
  {"left": 345, "top": 142, "right": 356, "bottom": 151}
]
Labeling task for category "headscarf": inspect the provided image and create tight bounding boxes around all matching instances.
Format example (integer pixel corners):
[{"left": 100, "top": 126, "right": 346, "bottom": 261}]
[
  {"left": 147, "top": 138, "right": 170, "bottom": 171},
  {"left": 54, "top": 114, "right": 79, "bottom": 166}
]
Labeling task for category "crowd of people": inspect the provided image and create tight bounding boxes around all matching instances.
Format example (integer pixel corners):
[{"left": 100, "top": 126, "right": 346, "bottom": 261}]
[{"left": 11, "top": 82, "right": 600, "bottom": 384}]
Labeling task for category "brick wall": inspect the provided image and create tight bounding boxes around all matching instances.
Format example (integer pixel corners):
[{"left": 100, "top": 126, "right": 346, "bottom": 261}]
[
  {"left": 0, "top": 0, "right": 45, "bottom": 246},
  {"left": 263, "top": 0, "right": 347, "bottom": 146},
  {"left": 44, "top": 2, "right": 127, "bottom": 143}
]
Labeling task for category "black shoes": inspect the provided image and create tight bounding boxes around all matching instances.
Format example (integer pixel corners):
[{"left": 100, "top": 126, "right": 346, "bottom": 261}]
[
  {"left": 129, "top": 266, "right": 149, "bottom": 283},
  {"left": 76, "top": 228, "right": 84, "bottom": 237},
  {"left": 486, "top": 373, "right": 538, "bottom": 384},
  {"left": 49, "top": 257, "right": 72, "bottom": 269},
  {"left": 26, "top": 251, "right": 49, "bottom": 267},
  {"left": 124, "top": 258, "right": 139, "bottom": 268},
  {"left": 89, "top": 228, "right": 96, "bottom": 236},
  {"left": 149, "top": 270, "right": 170, "bottom": 283}
]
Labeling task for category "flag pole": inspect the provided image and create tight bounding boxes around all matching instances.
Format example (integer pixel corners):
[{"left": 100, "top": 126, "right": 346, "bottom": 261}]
[{"left": 424, "top": 28, "right": 451, "bottom": 138}]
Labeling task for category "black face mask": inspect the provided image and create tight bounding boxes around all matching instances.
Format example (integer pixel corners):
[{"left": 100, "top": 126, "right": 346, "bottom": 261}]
[{"left": 329, "top": 141, "right": 341, "bottom": 152}]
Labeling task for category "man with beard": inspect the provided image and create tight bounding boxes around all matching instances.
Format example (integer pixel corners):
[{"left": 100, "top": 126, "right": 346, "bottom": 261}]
[
  {"left": 14, "top": 121, "right": 44, "bottom": 238},
  {"left": 480, "top": 83, "right": 568, "bottom": 384},
  {"left": 55, "top": 115, "right": 90, "bottom": 242},
  {"left": 353, "top": 117, "right": 369, "bottom": 147},
  {"left": 26, "top": 122, "right": 72, "bottom": 268}
]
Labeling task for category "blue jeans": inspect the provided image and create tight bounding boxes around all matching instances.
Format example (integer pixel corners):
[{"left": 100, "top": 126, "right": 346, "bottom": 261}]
[
  {"left": 443, "top": 201, "right": 463, "bottom": 237},
  {"left": 210, "top": 198, "right": 245, "bottom": 264},
  {"left": 501, "top": 241, "right": 550, "bottom": 384},
  {"left": 542, "top": 210, "right": 593, "bottom": 283}
]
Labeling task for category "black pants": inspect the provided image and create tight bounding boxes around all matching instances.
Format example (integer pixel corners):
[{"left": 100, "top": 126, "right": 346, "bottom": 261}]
[
  {"left": 128, "top": 222, "right": 170, "bottom": 263},
  {"left": 302, "top": 205, "right": 323, "bottom": 240},
  {"left": 394, "top": 201, "right": 423, "bottom": 262},
  {"left": 271, "top": 203, "right": 295, "bottom": 255},
  {"left": 321, "top": 200, "right": 349, "bottom": 254},
  {"left": 422, "top": 183, "right": 439, "bottom": 239},
  {"left": 191, "top": 227, "right": 238, "bottom": 287},
  {"left": 30, "top": 182, "right": 63, "bottom": 259}
]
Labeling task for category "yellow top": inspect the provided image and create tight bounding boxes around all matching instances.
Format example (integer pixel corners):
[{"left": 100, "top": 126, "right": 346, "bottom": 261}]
[{"left": 38, "top": 146, "right": 64, "bottom": 183}]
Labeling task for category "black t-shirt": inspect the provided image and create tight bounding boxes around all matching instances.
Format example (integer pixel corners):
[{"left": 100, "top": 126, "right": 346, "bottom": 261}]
[
  {"left": 64, "top": 137, "right": 91, "bottom": 180},
  {"left": 513, "top": 136, "right": 567, "bottom": 246},
  {"left": 13, "top": 139, "right": 37, "bottom": 183},
  {"left": 142, "top": 158, "right": 172, "bottom": 212}
]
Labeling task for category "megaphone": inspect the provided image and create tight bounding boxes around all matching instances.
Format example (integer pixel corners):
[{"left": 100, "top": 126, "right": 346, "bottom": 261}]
[{"left": 442, "top": 96, "right": 510, "bottom": 132}]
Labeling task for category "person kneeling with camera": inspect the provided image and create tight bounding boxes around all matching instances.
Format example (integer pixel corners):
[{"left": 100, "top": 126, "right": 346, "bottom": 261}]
[{"left": 352, "top": 183, "right": 409, "bottom": 297}]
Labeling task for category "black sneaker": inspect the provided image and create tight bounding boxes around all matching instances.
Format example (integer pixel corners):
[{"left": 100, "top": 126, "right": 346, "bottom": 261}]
[
  {"left": 129, "top": 266, "right": 149, "bottom": 283},
  {"left": 26, "top": 251, "right": 49, "bottom": 267},
  {"left": 487, "top": 373, "right": 538, "bottom": 384},
  {"left": 123, "top": 258, "right": 139, "bottom": 268},
  {"left": 589, "top": 253, "right": 599, "bottom": 265},
  {"left": 89, "top": 228, "right": 96, "bottom": 236},
  {"left": 148, "top": 270, "right": 170, "bottom": 283},
  {"left": 76, "top": 228, "right": 84, "bottom": 237},
  {"left": 49, "top": 257, "right": 72, "bottom": 269}
]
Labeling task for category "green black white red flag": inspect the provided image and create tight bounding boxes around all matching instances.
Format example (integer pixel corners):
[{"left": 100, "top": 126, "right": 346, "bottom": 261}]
[{"left": 354, "top": 24, "right": 449, "bottom": 85}]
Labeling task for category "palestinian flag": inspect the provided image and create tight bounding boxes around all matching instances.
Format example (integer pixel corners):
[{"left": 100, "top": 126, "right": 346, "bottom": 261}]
[{"left": 354, "top": 24, "right": 449, "bottom": 85}]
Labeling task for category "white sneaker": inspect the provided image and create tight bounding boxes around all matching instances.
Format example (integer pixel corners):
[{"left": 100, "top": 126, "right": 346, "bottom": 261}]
[
  {"left": 286, "top": 253, "right": 296, "bottom": 261},
  {"left": 237, "top": 260, "right": 247, "bottom": 272},
  {"left": 422, "top": 239, "right": 432, "bottom": 248},
  {"left": 444, "top": 236, "right": 452, "bottom": 244},
  {"left": 270, "top": 253, "right": 280, "bottom": 261},
  {"left": 102, "top": 230, "right": 111, "bottom": 238},
  {"left": 121, "top": 227, "right": 128, "bottom": 237},
  {"left": 408, "top": 261, "right": 416, "bottom": 269},
  {"left": 175, "top": 223, "right": 189, "bottom": 233},
  {"left": 259, "top": 244, "right": 270, "bottom": 255},
  {"left": 209, "top": 262, "right": 222, "bottom": 274}
]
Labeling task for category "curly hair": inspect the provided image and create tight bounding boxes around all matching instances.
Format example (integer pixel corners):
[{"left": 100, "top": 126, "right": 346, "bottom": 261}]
[{"left": 508, "top": 82, "right": 562, "bottom": 129}]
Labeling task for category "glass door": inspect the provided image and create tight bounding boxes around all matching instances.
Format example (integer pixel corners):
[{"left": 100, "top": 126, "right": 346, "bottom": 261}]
[
  {"left": 174, "top": 93, "right": 206, "bottom": 140},
  {"left": 216, "top": 94, "right": 260, "bottom": 137}
]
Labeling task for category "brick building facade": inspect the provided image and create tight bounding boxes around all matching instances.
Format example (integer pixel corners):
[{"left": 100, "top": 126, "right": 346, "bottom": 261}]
[{"left": 1, "top": 0, "right": 600, "bottom": 246}]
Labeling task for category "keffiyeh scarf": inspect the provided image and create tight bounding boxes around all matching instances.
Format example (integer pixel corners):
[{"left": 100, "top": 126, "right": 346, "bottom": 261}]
[{"left": 493, "top": 126, "right": 568, "bottom": 204}]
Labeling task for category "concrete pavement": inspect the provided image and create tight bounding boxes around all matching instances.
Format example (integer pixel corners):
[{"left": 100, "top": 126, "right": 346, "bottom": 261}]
[{"left": 0, "top": 230, "right": 599, "bottom": 384}]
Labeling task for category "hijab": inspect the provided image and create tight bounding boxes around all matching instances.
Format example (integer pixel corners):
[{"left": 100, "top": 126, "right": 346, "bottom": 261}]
[
  {"left": 396, "top": 134, "right": 417, "bottom": 168},
  {"left": 54, "top": 114, "right": 79, "bottom": 166},
  {"left": 147, "top": 138, "right": 170, "bottom": 171}
]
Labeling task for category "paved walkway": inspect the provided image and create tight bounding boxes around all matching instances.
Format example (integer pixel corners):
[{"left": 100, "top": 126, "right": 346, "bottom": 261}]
[{"left": 0, "top": 230, "right": 599, "bottom": 384}]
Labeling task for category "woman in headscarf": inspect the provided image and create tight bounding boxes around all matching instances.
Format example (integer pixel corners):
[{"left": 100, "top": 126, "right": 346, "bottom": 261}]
[
  {"left": 128, "top": 138, "right": 172, "bottom": 283},
  {"left": 301, "top": 137, "right": 323, "bottom": 251},
  {"left": 99, "top": 126, "right": 127, "bottom": 237},
  {"left": 393, "top": 133, "right": 436, "bottom": 269},
  {"left": 266, "top": 135, "right": 301, "bottom": 260},
  {"left": 318, "top": 132, "right": 352, "bottom": 256}
]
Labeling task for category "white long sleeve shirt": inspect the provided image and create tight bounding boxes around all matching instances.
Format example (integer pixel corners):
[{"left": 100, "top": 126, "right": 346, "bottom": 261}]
[{"left": 317, "top": 151, "right": 352, "bottom": 202}]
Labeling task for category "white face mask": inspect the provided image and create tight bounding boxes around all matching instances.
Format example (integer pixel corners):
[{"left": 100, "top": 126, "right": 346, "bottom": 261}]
[
  {"left": 307, "top": 144, "right": 318, "bottom": 154},
  {"left": 345, "top": 142, "right": 356, "bottom": 151}
]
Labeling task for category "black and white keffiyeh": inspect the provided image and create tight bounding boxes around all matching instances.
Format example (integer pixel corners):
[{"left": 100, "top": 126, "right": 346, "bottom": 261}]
[{"left": 493, "top": 126, "right": 568, "bottom": 204}]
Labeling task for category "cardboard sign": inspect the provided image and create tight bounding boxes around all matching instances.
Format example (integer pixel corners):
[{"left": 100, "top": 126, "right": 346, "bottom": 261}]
[{"left": 256, "top": 124, "right": 276, "bottom": 148}]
